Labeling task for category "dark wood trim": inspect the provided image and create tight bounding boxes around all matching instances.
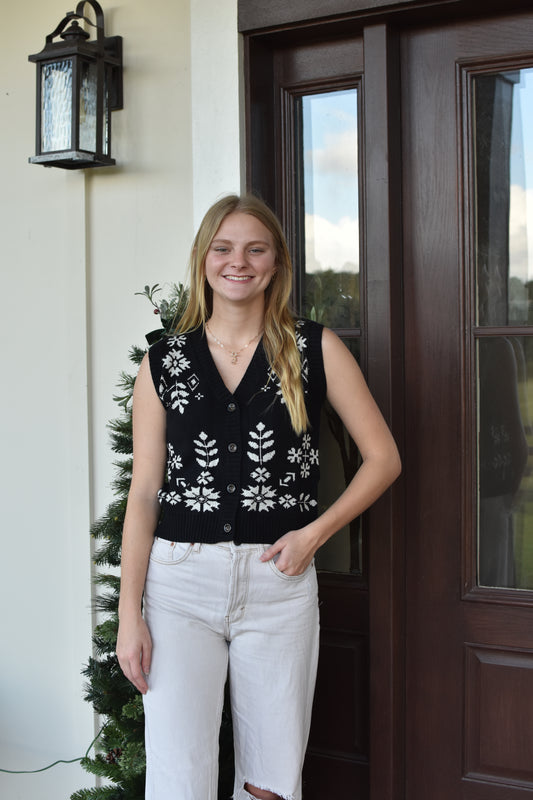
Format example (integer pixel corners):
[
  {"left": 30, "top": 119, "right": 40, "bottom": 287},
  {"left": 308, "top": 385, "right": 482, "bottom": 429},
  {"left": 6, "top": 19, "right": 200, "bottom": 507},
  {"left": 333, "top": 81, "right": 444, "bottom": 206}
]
[
  {"left": 242, "top": 35, "right": 277, "bottom": 210},
  {"left": 238, "top": 0, "right": 533, "bottom": 34},
  {"left": 239, "top": 0, "right": 452, "bottom": 32},
  {"left": 362, "top": 23, "right": 406, "bottom": 800}
]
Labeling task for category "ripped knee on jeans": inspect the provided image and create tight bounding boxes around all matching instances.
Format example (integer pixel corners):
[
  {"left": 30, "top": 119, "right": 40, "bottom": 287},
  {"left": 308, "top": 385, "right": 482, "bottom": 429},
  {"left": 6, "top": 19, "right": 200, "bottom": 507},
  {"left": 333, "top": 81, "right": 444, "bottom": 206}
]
[{"left": 242, "top": 782, "right": 288, "bottom": 800}]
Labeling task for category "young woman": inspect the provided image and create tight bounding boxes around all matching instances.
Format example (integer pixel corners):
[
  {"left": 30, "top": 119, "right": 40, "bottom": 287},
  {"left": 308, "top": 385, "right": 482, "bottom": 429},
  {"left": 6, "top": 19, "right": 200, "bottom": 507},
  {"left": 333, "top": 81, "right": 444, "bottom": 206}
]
[{"left": 116, "top": 194, "right": 401, "bottom": 800}]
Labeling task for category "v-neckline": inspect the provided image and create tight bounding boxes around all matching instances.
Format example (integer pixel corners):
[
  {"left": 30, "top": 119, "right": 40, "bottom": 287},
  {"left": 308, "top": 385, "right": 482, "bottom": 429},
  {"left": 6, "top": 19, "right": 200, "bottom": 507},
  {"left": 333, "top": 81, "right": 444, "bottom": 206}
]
[{"left": 194, "top": 327, "right": 265, "bottom": 398}]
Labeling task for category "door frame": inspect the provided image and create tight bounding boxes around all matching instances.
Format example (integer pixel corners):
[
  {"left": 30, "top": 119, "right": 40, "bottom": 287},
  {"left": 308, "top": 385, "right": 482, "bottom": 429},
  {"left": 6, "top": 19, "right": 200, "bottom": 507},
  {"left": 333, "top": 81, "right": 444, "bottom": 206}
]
[{"left": 239, "top": 1, "right": 533, "bottom": 797}]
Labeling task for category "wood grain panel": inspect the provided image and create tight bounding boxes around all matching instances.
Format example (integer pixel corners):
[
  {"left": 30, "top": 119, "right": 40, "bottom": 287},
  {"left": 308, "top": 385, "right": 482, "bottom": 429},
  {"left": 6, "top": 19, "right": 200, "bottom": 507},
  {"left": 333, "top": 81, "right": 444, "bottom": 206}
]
[
  {"left": 303, "top": 751, "right": 369, "bottom": 798},
  {"left": 465, "top": 644, "right": 533, "bottom": 786},
  {"left": 308, "top": 632, "right": 369, "bottom": 755}
]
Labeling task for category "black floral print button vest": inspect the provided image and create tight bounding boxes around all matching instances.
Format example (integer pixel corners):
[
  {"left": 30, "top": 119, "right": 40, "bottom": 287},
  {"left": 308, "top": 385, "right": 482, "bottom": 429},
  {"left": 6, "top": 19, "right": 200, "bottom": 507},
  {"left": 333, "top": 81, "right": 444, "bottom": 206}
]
[{"left": 148, "top": 319, "right": 327, "bottom": 544}]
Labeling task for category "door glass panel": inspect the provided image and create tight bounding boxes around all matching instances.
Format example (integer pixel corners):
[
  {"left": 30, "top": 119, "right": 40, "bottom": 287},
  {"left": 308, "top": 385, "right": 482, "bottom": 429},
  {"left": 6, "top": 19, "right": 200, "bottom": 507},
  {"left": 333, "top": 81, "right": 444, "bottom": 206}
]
[
  {"left": 298, "top": 90, "right": 362, "bottom": 574},
  {"left": 474, "top": 68, "right": 533, "bottom": 326},
  {"left": 301, "top": 89, "right": 360, "bottom": 328},
  {"left": 474, "top": 67, "right": 533, "bottom": 589},
  {"left": 477, "top": 337, "right": 533, "bottom": 588}
]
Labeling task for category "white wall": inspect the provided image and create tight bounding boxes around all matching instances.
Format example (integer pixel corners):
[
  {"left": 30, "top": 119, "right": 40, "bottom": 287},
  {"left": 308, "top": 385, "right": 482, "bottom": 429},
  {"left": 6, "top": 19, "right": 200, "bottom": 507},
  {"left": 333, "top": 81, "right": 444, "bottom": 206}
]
[{"left": 0, "top": 1, "right": 241, "bottom": 798}]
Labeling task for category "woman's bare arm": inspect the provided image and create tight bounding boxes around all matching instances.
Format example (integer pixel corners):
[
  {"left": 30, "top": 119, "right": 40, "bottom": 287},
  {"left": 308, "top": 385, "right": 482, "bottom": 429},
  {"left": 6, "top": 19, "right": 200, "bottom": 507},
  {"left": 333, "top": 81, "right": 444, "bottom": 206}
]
[
  {"left": 116, "top": 353, "right": 166, "bottom": 694},
  {"left": 261, "top": 327, "right": 401, "bottom": 574}
]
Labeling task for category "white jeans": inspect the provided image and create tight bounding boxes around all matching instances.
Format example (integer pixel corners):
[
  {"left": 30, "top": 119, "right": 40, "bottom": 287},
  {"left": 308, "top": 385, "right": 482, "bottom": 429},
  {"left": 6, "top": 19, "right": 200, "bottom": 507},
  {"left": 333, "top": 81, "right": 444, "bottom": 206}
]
[{"left": 142, "top": 538, "right": 320, "bottom": 800}]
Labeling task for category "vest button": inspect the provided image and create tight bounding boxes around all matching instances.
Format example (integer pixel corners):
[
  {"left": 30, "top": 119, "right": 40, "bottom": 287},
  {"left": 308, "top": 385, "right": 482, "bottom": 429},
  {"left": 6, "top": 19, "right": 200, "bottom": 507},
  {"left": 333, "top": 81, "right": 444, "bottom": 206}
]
[
  {"left": 227, "top": 402, "right": 237, "bottom": 412},
  {"left": 226, "top": 483, "right": 236, "bottom": 494},
  {"left": 228, "top": 442, "right": 237, "bottom": 453},
  {"left": 223, "top": 523, "right": 232, "bottom": 534}
]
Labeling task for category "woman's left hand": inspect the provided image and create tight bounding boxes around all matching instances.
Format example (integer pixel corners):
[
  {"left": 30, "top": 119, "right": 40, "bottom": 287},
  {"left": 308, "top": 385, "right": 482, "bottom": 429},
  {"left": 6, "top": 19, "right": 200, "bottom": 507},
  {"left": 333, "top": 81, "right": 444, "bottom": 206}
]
[{"left": 260, "top": 528, "right": 318, "bottom": 576}]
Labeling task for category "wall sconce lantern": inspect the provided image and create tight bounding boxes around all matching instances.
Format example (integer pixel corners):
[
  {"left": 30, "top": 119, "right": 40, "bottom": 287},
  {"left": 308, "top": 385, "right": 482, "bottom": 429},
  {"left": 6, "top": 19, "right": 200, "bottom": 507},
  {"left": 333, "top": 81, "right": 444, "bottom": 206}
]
[{"left": 28, "top": 0, "right": 122, "bottom": 169}]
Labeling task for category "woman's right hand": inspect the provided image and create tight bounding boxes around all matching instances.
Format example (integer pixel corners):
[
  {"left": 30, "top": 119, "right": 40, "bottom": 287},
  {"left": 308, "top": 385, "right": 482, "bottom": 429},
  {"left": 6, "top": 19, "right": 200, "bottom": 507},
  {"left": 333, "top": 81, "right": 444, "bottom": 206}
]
[{"left": 116, "top": 614, "right": 152, "bottom": 694}]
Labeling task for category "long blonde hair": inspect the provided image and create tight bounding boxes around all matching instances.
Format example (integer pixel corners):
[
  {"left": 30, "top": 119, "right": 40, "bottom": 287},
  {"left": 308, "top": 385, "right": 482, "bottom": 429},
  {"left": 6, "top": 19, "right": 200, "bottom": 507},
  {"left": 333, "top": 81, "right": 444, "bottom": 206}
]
[{"left": 176, "top": 194, "right": 308, "bottom": 434}]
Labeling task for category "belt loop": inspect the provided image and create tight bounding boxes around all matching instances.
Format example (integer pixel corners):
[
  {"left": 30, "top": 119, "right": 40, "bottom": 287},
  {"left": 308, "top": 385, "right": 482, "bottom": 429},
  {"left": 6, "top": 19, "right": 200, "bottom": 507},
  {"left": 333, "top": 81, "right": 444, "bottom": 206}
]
[{"left": 192, "top": 542, "right": 201, "bottom": 552}]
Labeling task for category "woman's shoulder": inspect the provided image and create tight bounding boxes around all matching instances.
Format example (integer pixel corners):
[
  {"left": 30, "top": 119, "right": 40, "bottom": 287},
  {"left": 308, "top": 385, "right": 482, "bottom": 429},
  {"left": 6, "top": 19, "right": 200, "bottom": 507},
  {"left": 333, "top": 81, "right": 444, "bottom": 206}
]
[
  {"left": 294, "top": 316, "right": 323, "bottom": 333},
  {"left": 148, "top": 328, "right": 198, "bottom": 357}
]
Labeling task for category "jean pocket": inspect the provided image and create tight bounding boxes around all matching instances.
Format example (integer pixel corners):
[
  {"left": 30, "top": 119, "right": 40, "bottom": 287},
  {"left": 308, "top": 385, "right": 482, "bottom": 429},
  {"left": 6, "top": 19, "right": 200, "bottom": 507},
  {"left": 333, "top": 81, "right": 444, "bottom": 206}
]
[
  {"left": 149, "top": 538, "right": 194, "bottom": 565},
  {"left": 266, "top": 550, "right": 315, "bottom": 582}
]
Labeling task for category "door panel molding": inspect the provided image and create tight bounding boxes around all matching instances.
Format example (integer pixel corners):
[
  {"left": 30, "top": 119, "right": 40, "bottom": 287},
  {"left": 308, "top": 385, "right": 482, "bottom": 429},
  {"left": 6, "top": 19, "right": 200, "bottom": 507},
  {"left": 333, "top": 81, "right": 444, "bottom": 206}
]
[{"left": 465, "top": 644, "right": 533, "bottom": 787}]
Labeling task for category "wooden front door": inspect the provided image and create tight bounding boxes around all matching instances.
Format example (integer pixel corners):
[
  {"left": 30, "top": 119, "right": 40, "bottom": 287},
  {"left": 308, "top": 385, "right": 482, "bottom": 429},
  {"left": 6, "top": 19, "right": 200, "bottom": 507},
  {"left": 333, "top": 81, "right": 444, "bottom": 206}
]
[
  {"left": 242, "top": 3, "right": 533, "bottom": 798},
  {"left": 403, "top": 11, "right": 533, "bottom": 799}
]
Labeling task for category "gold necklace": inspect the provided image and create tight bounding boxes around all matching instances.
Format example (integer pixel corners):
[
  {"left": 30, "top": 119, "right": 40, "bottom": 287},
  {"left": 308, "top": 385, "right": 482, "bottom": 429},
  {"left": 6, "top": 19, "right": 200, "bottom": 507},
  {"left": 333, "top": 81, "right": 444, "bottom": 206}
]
[{"left": 206, "top": 322, "right": 262, "bottom": 365}]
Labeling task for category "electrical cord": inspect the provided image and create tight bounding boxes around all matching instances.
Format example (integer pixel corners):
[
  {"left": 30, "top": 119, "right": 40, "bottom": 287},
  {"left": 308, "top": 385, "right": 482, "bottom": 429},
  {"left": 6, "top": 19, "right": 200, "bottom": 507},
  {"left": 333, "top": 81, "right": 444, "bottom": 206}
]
[{"left": 0, "top": 724, "right": 106, "bottom": 774}]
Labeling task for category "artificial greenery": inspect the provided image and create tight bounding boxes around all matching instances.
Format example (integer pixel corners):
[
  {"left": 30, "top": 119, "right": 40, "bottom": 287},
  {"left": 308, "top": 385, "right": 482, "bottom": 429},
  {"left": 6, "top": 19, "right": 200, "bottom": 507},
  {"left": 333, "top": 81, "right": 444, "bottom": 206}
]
[{"left": 73, "top": 283, "right": 234, "bottom": 800}]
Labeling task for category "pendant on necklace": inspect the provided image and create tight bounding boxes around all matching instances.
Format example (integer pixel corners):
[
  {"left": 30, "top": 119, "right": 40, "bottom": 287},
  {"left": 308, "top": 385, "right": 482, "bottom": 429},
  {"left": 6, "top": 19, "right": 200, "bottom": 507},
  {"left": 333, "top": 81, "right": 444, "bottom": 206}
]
[{"left": 206, "top": 321, "right": 262, "bottom": 366}]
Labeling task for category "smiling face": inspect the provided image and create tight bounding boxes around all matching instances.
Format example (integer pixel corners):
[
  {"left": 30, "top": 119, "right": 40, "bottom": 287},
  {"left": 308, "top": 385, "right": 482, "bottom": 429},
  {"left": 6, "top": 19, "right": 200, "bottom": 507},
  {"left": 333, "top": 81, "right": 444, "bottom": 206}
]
[{"left": 204, "top": 212, "right": 278, "bottom": 311}]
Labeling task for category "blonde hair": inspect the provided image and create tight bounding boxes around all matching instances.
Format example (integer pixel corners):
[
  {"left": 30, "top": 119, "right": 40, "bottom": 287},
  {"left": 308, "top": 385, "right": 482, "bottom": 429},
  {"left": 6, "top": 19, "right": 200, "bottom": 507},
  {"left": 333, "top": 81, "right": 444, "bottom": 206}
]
[{"left": 176, "top": 194, "right": 308, "bottom": 434}]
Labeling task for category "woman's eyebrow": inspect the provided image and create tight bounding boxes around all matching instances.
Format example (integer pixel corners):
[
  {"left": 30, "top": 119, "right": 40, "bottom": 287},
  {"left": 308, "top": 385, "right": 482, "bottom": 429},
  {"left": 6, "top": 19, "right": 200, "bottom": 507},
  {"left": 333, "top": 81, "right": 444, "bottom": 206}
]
[{"left": 211, "top": 238, "right": 271, "bottom": 246}]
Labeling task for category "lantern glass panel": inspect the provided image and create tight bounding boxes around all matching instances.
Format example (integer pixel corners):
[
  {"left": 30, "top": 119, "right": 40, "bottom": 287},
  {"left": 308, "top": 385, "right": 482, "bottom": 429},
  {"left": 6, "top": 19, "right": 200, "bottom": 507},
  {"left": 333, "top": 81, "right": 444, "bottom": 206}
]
[
  {"left": 103, "top": 71, "right": 110, "bottom": 155},
  {"left": 80, "top": 61, "right": 97, "bottom": 152},
  {"left": 41, "top": 59, "right": 73, "bottom": 152}
]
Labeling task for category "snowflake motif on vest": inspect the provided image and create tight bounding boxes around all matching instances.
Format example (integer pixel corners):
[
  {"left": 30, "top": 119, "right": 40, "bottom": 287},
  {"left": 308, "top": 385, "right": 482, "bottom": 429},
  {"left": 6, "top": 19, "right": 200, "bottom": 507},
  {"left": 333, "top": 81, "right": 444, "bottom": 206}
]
[
  {"left": 241, "top": 423, "right": 277, "bottom": 511},
  {"left": 158, "top": 335, "right": 199, "bottom": 413},
  {"left": 241, "top": 422, "right": 319, "bottom": 513},
  {"left": 158, "top": 431, "right": 221, "bottom": 512},
  {"left": 258, "top": 322, "right": 309, "bottom": 400},
  {"left": 287, "top": 434, "right": 319, "bottom": 478}
]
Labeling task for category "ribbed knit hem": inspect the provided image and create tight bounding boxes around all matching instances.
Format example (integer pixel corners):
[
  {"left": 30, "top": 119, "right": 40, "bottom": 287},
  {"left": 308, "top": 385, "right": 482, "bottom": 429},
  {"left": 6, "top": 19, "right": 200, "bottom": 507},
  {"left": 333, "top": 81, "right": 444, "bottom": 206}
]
[{"left": 154, "top": 508, "right": 319, "bottom": 545}]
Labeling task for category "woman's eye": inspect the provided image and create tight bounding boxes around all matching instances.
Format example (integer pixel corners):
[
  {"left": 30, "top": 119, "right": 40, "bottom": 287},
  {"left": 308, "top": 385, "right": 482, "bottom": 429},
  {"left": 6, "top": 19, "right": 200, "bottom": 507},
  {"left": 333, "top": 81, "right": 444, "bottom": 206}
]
[
  {"left": 250, "top": 248, "right": 264, "bottom": 254},
  {"left": 214, "top": 247, "right": 229, "bottom": 253}
]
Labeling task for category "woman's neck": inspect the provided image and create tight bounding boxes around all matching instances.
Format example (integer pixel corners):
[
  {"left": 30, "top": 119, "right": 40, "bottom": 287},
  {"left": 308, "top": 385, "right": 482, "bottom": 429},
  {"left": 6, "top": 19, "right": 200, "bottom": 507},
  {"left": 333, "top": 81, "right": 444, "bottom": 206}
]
[{"left": 207, "top": 303, "right": 265, "bottom": 347}]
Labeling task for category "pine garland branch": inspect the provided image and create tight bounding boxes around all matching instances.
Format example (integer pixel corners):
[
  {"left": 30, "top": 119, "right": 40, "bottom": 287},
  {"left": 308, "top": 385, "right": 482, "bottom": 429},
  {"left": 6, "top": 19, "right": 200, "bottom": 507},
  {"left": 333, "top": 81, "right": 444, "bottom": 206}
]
[
  {"left": 79, "top": 753, "right": 123, "bottom": 782},
  {"left": 94, "top": 574, "right": 121, "bottom": 591},
  {"left": 71, "top": 787, "right": 123, "bottom": 800},
  {"left": 92, "top": 618, "right": 119, "bottom": 656},
  {"left": 94, "top": 591, "right": 120, "bottom": 616}
]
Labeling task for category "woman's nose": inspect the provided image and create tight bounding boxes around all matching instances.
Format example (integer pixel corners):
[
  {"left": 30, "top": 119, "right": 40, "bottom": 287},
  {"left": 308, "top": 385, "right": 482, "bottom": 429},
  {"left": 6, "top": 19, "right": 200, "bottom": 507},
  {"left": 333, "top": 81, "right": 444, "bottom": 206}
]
[{"left": 231, "top": 250, "right": 247, "bottom": 268}]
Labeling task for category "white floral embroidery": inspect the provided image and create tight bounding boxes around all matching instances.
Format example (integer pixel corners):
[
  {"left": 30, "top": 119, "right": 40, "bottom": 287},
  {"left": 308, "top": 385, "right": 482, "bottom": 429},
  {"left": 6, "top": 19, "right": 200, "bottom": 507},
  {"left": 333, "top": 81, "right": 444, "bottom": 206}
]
[
  {"left": 158, "top": 489, "right": 181, "bottom": 505},
  {"left": 279, "top": 493, "right": 297, "bottom": 509},
  {"left": 247, "top": 422, "right": 275, "bottom": 464},
  {"left": 162, "top": 348, "right": 191, "bottom": 377},
  {"left": 295, "top": 329, "right": 307, "bottom": 351},
  {"left": 242, "top": 423, "right": 277, "bottom": 512},
  {"left": 183, "top": 485, "right": 220, "bottom": 512},
  {"left": 167, "top": 442, "right": 182, "bottom": 474},
  {"left": 258, "top": 320, "right": 310, "bottom": 397},
  {"left": 287, "top": 434, "right": 319, "bottom": 478},
  {"left": 251, "top": 466, "right": 270, "bottom": 483},
  {"left": 194, "top": 431, "right": 220, "bottom": 469},
  {"left": 296, "top": 493, "right": 318, "bottom": 511},
  {"left": 159, "top": 427, "right": 221, "bottom": 513},
  {"left": 158, "top": 377, "right": 190, "bottom": 414},
  {"left": 197, "top": 469, "right": 214, "bottom": 485},
  {"left": 157, "top": 335, "right": 200, "bottom": 413},
  {"left": 241, "top": 484, "right": 277, "bottom": 511},
  {"left": 166, "top": 335, "right": 187, "bottom": 348}
]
